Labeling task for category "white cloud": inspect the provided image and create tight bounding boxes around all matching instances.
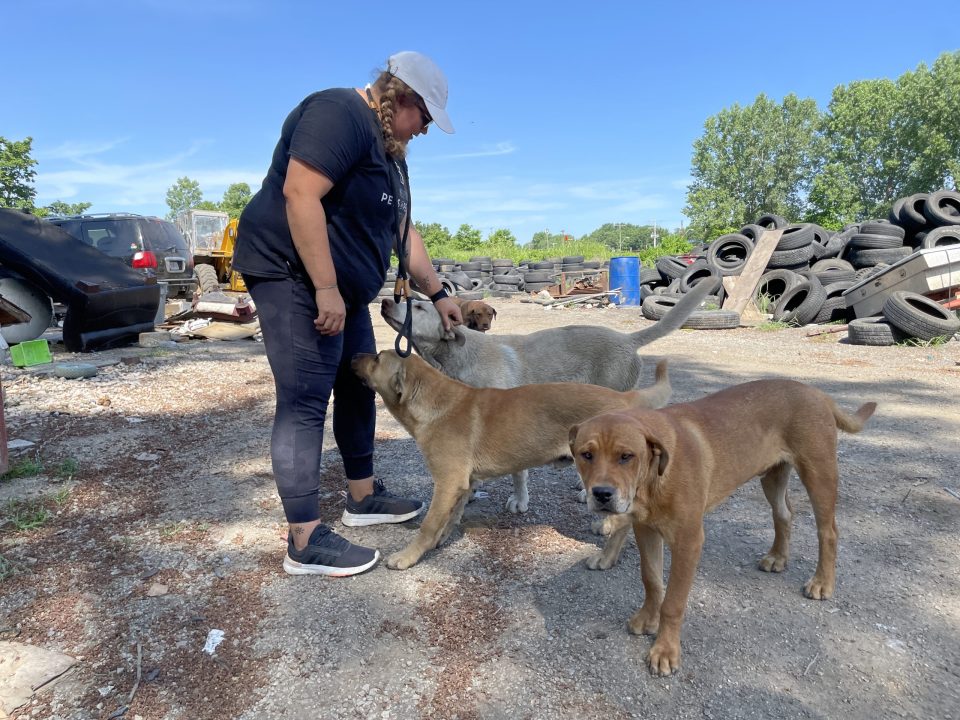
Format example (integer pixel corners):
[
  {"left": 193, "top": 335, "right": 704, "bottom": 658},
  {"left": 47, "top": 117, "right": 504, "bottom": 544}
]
[{"left": 33, "top": 139, "right": 262, "bottom": 211}]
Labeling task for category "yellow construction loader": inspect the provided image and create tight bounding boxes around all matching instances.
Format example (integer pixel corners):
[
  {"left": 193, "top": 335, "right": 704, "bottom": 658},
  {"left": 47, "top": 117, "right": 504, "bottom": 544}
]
[{"left": 174, "top": 209, "right": 246, "bottom": 293}]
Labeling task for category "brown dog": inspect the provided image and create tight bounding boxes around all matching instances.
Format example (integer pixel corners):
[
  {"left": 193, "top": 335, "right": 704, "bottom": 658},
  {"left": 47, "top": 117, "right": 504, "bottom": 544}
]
[
  {"left": 351, "top": 350, "right": 671, "bottom": 570},
  {"left": 568, "top": 379, "right": 876, "bottom": 676},
  {"left": 449, "top": 296, "right": 497, "bottom": 332}
]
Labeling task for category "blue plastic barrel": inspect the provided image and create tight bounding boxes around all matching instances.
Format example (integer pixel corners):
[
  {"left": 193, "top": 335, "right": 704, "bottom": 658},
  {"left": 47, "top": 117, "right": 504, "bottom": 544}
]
[{"left": 609, "top": 256, "right": 641, "bottom": 305}]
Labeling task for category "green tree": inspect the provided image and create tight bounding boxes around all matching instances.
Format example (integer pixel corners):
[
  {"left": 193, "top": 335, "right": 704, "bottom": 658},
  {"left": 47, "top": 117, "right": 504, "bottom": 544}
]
[
  {"left": 0, "top": 136, "right": 37, "bottom": 210},
  {"left": 414, "top": 221, "right": 452, "bottom": 256},
  {"left": 483, "top": 228, "right": 518, "bottom": 256},
  {"left": 684, "top": 93, "right": 824, "bottom": 240},
  {"left": 528, "top": 229, "right": 565, "bottom": 249},
  {"left": 810, "top": 51, "right": 960, "bottom": 225},
  {"left": 165, "top": 177, "right": 204, "bottom": 219},
  {"left": 451, "top": 223, "right": 482, "bottom": 252},
  {"left": 220, "top": 182, "right": 252, "bottom": 219},
  {"left": 582, "top": 223, "right": 662, "bottom": 251},
  {"left": 42, "top": 200, "right": 93, "bottom": 217}
]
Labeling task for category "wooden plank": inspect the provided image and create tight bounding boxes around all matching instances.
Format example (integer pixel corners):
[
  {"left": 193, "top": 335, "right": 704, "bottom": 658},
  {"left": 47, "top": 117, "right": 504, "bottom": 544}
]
[{"left": 722, "top": 228, "right": 784, "bottom": 315}]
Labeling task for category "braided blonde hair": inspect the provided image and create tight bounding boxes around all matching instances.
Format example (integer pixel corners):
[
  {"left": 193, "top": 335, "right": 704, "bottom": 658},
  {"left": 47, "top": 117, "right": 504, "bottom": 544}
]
[{"left": 371, "top": 72, "right": 414, "bottom": 159}]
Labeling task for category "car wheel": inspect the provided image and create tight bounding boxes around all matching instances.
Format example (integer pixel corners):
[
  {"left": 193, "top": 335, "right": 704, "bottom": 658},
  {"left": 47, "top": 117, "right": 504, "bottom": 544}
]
[{"left": 0, "top": 275, "right": 54, "bottom": 344}]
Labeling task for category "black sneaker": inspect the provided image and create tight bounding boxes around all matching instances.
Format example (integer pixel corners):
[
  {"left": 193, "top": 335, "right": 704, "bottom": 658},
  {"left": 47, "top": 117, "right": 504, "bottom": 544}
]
[
  {"left": 282, "top": 524, "right": 380, "bottom": 577},
  {"left": 341, "top": 479, "right": 424, "bottom": 527}
]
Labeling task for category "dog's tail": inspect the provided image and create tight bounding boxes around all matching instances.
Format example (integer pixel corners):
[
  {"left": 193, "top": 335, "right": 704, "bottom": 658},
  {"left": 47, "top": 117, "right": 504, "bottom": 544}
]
[
  {"left": 834, "top": 401, "right": 877, "bottom": 434},
  {"left": 631, "top": 359, "right": 671, "bottom": 409},
  {"left": 627, "top": 279, "right": 714, "bottom": 348}
]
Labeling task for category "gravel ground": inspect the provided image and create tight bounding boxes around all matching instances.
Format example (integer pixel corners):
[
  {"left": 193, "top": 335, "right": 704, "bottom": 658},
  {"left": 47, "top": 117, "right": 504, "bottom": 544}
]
[{"left": 1, "top": 298, "right": 958, "bottom": 720}]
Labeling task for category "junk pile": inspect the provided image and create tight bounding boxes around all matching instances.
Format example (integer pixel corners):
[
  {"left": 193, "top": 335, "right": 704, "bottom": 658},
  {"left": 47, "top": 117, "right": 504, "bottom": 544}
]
[
  {"left": 377, "top": 255, "right": 607, "bottom": 302},
  {"left": 163, "top": 289, "right": 260, "bottom": 341},
  {"left": 638, "top": 189, "right": 960, "bottom": 345}
]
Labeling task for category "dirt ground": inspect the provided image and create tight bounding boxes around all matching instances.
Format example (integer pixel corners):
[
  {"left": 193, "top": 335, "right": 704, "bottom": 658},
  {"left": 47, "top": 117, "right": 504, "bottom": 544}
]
[{"left": 1, "top": 297, "right": 958, "bottom": 720}]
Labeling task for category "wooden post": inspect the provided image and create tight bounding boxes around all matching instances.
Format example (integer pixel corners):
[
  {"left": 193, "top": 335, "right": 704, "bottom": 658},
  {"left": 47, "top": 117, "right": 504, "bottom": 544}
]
[{"left": 721, "top": 228, "right": 785, "bottom": 315}]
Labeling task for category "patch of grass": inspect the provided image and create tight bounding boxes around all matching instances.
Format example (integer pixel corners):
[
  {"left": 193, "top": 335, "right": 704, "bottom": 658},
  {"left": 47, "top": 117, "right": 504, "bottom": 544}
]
[
  {"left": 896, "top": 335, "right": 952, "bottom": 347},
  {"left": 757, "top": 320, "right": 795, "bottom": 331},
  {"left": 753, "top": 293, "right": 776, "bottom": 315},
  {"left": 4, "top": 499, "right": 50, "bottom": 532},
  {"left": 55, "top": 458, "right": 80, "bottom": 480},
  {"left": 1, "top": 456, "right": 43, "bottom": 482}
]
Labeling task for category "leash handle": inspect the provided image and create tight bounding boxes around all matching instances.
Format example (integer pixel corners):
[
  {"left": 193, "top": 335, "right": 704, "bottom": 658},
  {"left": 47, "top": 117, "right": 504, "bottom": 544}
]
[{"left": 390, "top": 158, "right": 414, "bottom": 357}]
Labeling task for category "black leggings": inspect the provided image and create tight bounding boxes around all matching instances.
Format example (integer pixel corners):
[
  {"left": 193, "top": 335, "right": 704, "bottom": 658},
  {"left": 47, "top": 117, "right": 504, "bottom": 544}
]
[{"left": 246, "top": 275, "right": 376, "bottom": 523}]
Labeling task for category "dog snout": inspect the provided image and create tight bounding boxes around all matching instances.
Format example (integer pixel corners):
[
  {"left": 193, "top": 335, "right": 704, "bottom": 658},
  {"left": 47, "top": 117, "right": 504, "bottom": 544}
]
[
  {"left": 592, "top": 486, "right": 616, "bottom": 505},
  {"left": 381, "top": 298, "right": 395, "bottom": 312},
  {"left": 350, "top": 353, "right": 376, "bottom": 373}
]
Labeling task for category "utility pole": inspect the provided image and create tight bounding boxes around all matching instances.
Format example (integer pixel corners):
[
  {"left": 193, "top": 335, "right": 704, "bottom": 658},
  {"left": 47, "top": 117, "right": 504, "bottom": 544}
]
[
  {"left": 651, "top": 220, "right": 659, "bottom": 247},
  {"left": 617, "top": 222, "right": 622, "bottom": 253}
]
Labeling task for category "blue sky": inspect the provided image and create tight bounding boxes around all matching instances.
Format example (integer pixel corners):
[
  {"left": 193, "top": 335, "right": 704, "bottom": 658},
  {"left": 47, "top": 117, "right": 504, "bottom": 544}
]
[{"left": 3, "top": 1, "right": 957, "bottom": 245}]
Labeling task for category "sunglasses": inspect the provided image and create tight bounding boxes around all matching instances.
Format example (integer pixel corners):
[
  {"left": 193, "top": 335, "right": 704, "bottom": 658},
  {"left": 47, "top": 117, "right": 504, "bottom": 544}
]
[{"left": 412, "top": 97, "right": 432, "bottom": 128}]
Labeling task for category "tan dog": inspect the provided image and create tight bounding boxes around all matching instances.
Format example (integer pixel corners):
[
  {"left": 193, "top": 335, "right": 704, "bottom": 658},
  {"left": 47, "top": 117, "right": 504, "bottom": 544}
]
[
  {"left": 568, "top": 380, "right": 876, "bottom": 676},
  {"left": 449, "top": 296, "right": 497, "bottom": 332},
  {"left": 351, "top": 350, "right": 671, "bottom": 570}
]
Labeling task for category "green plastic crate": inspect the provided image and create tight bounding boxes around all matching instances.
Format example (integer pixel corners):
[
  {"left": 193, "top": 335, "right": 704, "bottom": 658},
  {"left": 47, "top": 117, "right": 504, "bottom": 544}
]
[{"left": 10, "top": 339, "right": 52, "bottom": 367}]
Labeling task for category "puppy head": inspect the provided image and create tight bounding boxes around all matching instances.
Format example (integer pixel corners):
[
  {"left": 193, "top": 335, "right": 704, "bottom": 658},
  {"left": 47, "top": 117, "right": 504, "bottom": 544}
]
[
  {"left": 351, "top": 350, "right": 411, "bottom": 406},
  {"left": 380, "top": 298, "right": 465, "bottom": 344},
  {"left": 462, "top": 301, "right": 497, "bottom": 332},
  {"left": 569, "top": 413, "right": 669, "bottom": 520}
]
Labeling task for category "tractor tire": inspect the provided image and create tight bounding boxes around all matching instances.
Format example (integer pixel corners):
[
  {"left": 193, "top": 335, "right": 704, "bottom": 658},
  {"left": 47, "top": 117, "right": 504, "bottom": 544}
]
[
  {"left": 194, "top": 264, "right": 220, "bottom": 294},
  {"left": 0, "top": 274, "right": 54, "bottom": 344}
]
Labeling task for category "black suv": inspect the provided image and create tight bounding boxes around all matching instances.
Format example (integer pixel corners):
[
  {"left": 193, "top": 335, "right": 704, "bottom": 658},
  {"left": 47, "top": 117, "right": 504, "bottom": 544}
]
[{"left": 47, "top": 213, "right": 196, "bottom": 297}]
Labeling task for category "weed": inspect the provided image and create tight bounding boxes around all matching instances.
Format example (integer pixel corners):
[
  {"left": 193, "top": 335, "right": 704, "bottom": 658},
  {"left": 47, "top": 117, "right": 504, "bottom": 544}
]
[
  {"left": 757, "top": 320, "right": 795, "bottom": 331},
  {"left": 896, "top": 335, "right": 951, "bottom": 347},
  {"left": 56, "top": 458, "right": 80, "bottom": 479},
  {"left": 5, "top": 499, "right": 50, "bottom": 532},
  {"left": 1, "top": 456, "right": 43, "bottom": 482},
  {"left": 754, "top": 293, "right": 776, "bottom": 315},
  {"left": 53, "top": 488, "right": 71, "bottom": 505}
]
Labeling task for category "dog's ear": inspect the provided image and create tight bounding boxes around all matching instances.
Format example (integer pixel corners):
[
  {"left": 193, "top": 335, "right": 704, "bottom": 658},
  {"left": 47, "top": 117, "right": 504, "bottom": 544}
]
[
  {"left": 492, "top": 308, "right": 497, "bottom": 318},
  {"left": 390, "top": 359, "right": 407, "bottom": 400},
  {"left": 568, "top": 424, "right": 580, "bottom": 452},
  {"left": 647, "top": 437, "right": 669, "bottom": 481}
]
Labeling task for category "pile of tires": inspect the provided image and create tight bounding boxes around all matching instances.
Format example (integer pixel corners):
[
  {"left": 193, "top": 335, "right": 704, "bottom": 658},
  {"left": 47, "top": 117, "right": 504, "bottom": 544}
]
[
  {"left": 847, "top": 291, "right": 960, "bottom": 346},
  {"left": 638, "top": 188, "right": 960, "bottom": 340}
]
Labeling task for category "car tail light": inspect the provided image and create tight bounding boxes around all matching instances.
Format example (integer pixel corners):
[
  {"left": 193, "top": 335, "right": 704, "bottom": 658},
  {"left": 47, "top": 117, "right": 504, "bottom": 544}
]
[{"left": 132, "top": 250, "right": 157, "bottom": 269}]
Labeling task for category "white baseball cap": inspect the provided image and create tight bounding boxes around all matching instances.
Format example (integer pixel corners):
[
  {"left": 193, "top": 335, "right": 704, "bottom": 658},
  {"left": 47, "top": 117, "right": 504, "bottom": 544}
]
[{"left": 387, "top": 51, "right": 454, "bottom": 134}]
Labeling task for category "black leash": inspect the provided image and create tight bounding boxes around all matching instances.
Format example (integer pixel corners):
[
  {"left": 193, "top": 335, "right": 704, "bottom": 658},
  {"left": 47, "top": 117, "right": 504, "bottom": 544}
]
[{"left": 393, "top": 186, "right": 413, "bottom": 358}]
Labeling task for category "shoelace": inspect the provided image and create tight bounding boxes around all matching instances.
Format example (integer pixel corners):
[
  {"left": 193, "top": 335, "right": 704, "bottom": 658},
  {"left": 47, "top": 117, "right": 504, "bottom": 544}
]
[{"left": 310, "top": 525, "right": 350, "bottom": 551}]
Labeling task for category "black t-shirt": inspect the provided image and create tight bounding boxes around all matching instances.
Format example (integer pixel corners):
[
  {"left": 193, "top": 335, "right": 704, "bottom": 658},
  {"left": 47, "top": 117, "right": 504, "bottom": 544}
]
[{"left": 233, "top": 87, "right": 407, "bottom": 307}]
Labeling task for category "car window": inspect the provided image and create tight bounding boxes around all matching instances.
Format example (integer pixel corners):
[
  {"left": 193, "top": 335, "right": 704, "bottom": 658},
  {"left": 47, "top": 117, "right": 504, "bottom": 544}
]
[
  {"left": 80, "top": 220, "right": 142, "bottom": 257},
  {"left": 50, "top": 219, "right": 92, "bottom": 246},
  {"left": 141, "top": 220, "right": 189, "bottom": 254},
  {"left": 161, "top": 222, "right": 190, "bottom": 253}
]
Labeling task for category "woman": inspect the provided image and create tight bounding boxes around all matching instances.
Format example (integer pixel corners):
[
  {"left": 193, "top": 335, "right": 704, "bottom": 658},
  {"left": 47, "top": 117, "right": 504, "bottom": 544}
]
[{"left": 233, "top": 51, "right": 461, "bottom": 577}]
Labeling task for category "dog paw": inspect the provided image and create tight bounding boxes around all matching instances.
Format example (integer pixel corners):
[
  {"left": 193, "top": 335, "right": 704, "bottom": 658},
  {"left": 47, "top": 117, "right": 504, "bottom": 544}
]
[
  {"left": 385, "top": 551, "right": 417, "bottom": 571},
  {"left": 758, "top": 553, "right": 788, "bottom": 573},
  {"left": 576, "top": 488, "right": 587, "bottom": 504},
  {"left": 628, "top": 607, "right": 660, "bottom": 636},
  {"left": 584, "top": 552, "right": 616, "bottom": 571},
  {"left": 647, "top": 640, "right": 681, "bottom": 677},
  {"left": 505, "top": 494, "right": 529, "bottom": 514},
  {"left": 803, "top": 577, "right": 834, "bottom": 600}
]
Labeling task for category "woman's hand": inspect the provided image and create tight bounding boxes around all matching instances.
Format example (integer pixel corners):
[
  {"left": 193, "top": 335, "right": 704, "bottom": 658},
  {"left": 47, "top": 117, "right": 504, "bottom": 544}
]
[
  {"left": 314, "top": 287, "right": 346, "bottom": 335},
  {"left": 433, "top": 296, "right": 462, "bottom": 332}
]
